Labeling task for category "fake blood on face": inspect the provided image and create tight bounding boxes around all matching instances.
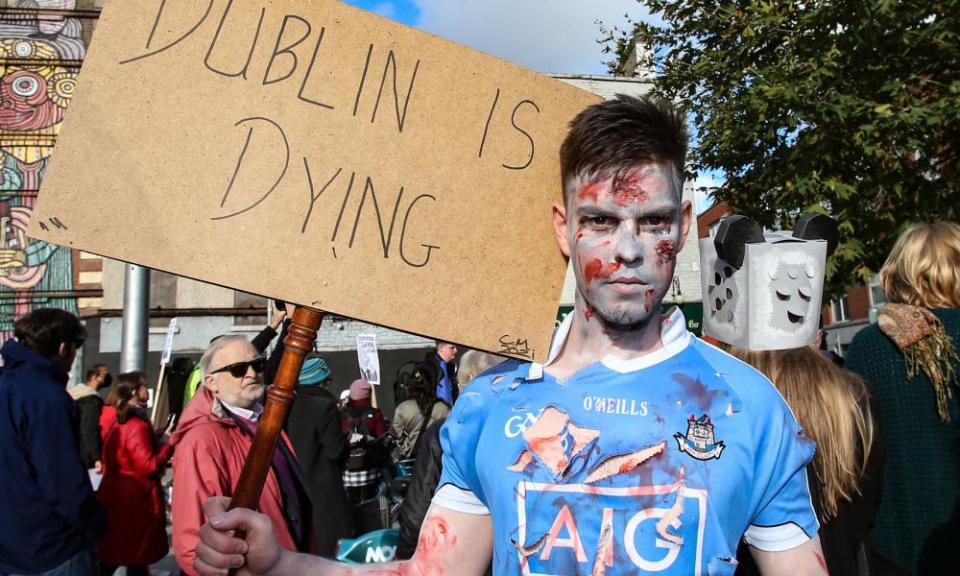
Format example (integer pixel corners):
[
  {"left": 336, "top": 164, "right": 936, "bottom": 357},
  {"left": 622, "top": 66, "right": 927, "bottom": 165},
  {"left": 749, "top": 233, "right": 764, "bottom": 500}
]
[
  {"left": 610, "top": 172, "right": 650, "bottom": 206},
  {"left": 656, "top": 239, "right": 676, "bottom": 265},
  {"left": 577, "top": 180, "right": 606, "bottom": 203},
  {"left": 583, "top": 259, "right": 621, "bottom": 283}
]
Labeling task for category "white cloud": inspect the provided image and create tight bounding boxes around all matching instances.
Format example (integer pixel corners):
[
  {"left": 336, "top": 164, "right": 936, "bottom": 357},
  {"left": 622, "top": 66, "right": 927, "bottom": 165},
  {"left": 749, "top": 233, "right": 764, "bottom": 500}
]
[
  {"left": 370, "top": 2, "right": 398, "bottom": 19},
  {"left": 411, "top": 0, "right": 650, "bottom": 74}
]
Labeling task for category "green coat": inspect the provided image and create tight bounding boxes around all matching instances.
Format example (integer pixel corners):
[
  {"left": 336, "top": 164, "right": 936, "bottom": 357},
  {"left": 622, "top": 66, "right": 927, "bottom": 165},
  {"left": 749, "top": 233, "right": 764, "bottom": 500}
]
[{"left": 846, "top": 308, "right": 960, "bottom": 575}]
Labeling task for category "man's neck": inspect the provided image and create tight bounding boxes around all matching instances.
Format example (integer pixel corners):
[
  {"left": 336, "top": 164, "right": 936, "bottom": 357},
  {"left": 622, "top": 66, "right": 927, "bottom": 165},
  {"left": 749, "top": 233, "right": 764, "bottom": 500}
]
[
  {"left": 547, "top": 296, "right": 664, "bottom": 379},
  {"left": 220, "top": 399, "right": 263, "bottom": 421}
]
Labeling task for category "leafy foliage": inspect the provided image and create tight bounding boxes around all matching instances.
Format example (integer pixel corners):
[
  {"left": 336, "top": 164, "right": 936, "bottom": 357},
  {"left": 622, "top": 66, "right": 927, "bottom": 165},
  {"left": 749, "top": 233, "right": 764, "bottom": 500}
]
[{"left": 602, "top": 1, "right": 959, "bottom": 293}]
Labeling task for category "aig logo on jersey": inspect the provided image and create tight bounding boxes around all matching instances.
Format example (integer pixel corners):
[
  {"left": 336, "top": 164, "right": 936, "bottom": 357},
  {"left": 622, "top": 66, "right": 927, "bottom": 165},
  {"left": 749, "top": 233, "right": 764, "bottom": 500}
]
[{"left": 513, "top": 481, "right": 707, "bottom": 575}]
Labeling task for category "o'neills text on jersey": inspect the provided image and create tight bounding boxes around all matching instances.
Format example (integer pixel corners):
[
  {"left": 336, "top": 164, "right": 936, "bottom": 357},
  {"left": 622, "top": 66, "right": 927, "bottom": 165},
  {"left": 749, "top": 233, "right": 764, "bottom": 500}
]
[{"left": 583, "top": 396, "right": 649, "bottom": 416}]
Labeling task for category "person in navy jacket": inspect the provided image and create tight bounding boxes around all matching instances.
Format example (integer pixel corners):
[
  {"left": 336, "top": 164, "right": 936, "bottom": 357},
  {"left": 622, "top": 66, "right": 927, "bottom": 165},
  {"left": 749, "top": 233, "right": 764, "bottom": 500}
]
[{"left": 0, "top": 308, "right": 105, "bottom": 575}]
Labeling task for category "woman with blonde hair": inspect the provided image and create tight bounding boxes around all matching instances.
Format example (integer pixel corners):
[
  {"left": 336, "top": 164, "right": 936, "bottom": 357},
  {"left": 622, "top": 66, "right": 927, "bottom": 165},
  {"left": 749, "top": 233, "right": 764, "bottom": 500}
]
[
  {"left": 846, "top": 221, "right": 960, "bottom": 575},
  {"left": 727, "top": 345, "right": 885, "bottom": 575}
]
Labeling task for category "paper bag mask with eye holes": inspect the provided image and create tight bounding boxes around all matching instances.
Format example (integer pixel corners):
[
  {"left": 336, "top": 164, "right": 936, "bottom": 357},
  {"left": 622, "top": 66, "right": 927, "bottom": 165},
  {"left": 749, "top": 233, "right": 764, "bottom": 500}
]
[{"left": 699, "top": 213, "right": 839, "bottom": 351}]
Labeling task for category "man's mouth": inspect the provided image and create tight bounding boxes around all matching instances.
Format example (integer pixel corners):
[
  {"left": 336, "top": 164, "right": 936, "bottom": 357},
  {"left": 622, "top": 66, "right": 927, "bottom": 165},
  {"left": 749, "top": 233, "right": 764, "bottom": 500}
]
[{"left": 604, "top": 277, "right": 654, "bottom": 294}]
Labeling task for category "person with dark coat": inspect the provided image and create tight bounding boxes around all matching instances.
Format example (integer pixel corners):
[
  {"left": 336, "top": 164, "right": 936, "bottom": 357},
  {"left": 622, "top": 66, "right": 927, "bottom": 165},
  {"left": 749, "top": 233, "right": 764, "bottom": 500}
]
[
  {"left": 727, "top": 347, "right": 901, "bottom": 576},
  {"left": 846, "top": 222, "right": 960, "bottom": 575},
  {"left": 97, "top": 372, "right": 175, "bottom": 575},
  {"left": 284, "top": 354, "right": 353, "bottom": 557},
  {"left": 419, "top": 342, "right": 458, "bottom": 405},
  {"left": 396, "top": 417, "right": 444, "bottom": 560},
  {"left": 0, "top": 308, "right": 105, "bottom": 576},
  {"left": 340, "top": 379, "right": 388, "bottom": 509},
  {"left": 69, "top": 363, "right": 110, "bottom": 470}
]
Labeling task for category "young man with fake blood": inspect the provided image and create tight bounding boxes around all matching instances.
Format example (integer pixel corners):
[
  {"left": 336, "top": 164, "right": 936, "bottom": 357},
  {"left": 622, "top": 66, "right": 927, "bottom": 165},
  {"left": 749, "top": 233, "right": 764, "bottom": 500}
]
[{"left": 193, "top": 96, "right": 828, "bottom": 575}]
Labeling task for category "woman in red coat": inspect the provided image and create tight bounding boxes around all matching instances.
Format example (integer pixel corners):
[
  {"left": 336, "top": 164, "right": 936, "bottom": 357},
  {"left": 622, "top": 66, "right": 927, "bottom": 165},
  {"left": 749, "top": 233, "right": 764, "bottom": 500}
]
[{"left": 97, "top": 372, "right": 174, "bottom": 576}]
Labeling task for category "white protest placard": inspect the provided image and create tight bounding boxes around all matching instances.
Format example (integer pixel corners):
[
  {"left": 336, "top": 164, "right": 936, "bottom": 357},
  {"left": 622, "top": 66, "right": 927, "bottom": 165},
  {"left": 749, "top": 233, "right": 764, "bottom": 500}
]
[
  {"left": 160, "top": 317, "right": 179, "bottom": 365},
  {"left": 356, "top": 334, "right": 381, "bottom": 385},
  {"left": 28, "top": 0, "right": 601, "bottom": 360}
]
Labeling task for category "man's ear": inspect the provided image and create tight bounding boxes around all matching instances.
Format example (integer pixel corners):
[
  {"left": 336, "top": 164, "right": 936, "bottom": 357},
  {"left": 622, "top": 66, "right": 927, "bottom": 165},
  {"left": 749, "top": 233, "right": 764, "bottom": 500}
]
[
  {"left": 675, "top": 199, "right": 694, "bottom": 253},
  {"left": 202, "top": 374, "right": 217, "bottom": 393},
  {"left": 57, "top": 341, "right": 69, "bottom": 358},
  {"left": 552, "top": 203, "right": 571, "bottom": 258}
]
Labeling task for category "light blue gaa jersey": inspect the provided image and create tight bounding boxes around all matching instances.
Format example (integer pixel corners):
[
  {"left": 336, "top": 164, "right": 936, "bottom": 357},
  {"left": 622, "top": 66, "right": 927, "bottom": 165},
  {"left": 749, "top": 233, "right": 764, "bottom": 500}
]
[{"left": 433, "top": 308, "right": 819, "bottom": 576}]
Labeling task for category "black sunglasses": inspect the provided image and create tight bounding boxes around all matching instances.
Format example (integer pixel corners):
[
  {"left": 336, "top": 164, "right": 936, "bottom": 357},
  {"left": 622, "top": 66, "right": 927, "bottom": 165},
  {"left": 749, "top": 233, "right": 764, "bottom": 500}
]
[{"left": 211, "top": 357, "right": 265, "bottom": 378}]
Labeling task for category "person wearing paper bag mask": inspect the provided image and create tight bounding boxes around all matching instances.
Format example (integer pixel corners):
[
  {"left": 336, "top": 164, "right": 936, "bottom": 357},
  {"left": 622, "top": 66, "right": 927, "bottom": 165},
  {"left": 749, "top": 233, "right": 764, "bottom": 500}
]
[
  {"left": 193, "top": 96, "right": 828, "bottom": 575},
  {"left": 701, "top": 214, "right": 897, "bottom": 575}
]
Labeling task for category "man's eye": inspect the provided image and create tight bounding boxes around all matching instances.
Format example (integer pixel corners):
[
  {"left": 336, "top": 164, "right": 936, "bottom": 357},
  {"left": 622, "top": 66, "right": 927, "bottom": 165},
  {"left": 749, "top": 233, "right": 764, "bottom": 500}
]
[
  {"left": 583, "top": 216, "right": 615, "bottom": 228},
  {"left": 640, "top": 215, "right": 670, "bottom": 229}
]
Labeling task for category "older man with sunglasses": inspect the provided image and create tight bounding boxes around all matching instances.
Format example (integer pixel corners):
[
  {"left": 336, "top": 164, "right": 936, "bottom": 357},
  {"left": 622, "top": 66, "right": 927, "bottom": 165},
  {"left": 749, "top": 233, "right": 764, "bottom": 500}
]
[{"left": 170, "top": 335, "right": 314, "bottom": 574}]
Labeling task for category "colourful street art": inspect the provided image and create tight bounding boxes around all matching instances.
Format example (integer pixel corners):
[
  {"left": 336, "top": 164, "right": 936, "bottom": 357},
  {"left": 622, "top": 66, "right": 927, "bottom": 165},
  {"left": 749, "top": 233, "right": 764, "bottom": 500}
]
[{"left": 0, "top": 0, "right": 98, "bottom": 344}]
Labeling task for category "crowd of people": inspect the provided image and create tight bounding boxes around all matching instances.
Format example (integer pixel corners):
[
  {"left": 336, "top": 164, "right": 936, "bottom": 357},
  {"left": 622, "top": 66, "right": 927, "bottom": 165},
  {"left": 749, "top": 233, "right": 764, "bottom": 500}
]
[
  {"left": 0, "top": 94, "right": 957, "bottom": 576},
  {"left": 0, "top": 301, "right": 490, "bottom": 575}
]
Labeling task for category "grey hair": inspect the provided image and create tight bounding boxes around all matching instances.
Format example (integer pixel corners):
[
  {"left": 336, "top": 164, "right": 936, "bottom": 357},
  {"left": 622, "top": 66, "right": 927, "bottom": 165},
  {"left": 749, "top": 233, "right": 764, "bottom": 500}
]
[
  {"left": 200, "top": 335, "right": 252, "bottom": 376},
  {"left": 458, "top": 350, "right": 503, "bottom": 386}
]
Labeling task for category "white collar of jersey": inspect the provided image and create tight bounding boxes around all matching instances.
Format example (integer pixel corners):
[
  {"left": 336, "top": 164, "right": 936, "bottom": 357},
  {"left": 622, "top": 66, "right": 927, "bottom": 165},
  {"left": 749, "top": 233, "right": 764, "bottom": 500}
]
[{"left": 533, "top": 305, "right": 691, "bottom": 377}]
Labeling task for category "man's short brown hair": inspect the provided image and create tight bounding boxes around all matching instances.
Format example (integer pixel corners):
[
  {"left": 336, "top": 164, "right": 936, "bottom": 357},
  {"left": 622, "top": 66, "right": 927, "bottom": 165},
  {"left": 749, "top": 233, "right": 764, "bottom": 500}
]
[
  {"left": 560, "top": 94, "right": 688, "bottom": 204},
  {"left": 13, "top": 308, "right": 86, "bottom": 359}
]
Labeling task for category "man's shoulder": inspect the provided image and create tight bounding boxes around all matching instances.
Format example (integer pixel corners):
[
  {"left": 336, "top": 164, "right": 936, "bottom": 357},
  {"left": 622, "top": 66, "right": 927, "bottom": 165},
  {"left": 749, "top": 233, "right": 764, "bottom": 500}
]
[
  {"left": 447, "top": 359, "right": 527, "bottom": 419},
  {"left": 687, "top": 339, "right": 786, "bottom": 408},
  {"left": 460, "top": 359, "right": 528, "bottom": 393},
  {"left": 172, "top": 415, "right": 235, "bottom": 453},
  {"left": 74, "top": 393, "right": 103, "bottom": 408},
  {"left": 3, "top": 370, "right": 70, "bottom": 407}
]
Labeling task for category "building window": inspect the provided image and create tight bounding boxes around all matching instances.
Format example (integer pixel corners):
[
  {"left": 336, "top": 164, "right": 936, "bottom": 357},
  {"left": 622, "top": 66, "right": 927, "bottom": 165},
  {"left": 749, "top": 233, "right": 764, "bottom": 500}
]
[
  {"left": 832, "top": 296, "right": 850, "bottom": 323},
  {"left": 234, "top": 291, "right": 267, "bottom": 327}
]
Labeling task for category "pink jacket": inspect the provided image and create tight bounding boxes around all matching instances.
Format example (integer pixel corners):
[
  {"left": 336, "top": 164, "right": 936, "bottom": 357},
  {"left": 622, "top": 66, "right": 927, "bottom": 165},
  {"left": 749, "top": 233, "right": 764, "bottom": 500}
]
[{"left": 170, "top": 387, "right": 307, "bottom": 574}]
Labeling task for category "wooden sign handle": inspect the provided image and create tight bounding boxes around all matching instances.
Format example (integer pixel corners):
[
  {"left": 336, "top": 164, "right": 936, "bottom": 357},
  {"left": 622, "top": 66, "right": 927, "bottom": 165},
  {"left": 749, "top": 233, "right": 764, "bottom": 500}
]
[{"left": 229, "top": 306, "right": 323, "bottom": 511}]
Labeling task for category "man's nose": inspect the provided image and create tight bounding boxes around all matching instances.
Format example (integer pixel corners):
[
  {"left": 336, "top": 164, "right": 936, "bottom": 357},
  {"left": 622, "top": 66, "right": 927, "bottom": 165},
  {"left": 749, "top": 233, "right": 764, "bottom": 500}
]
[{"left": 614, "top": 226, "right": 645, "bottom": 264}]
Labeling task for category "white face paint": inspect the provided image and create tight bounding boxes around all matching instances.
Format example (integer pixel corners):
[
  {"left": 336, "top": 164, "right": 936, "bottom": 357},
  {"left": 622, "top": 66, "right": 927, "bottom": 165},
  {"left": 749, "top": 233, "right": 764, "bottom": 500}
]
[{"left": 565, "top": 164, "right": 685, "bottom": 328}]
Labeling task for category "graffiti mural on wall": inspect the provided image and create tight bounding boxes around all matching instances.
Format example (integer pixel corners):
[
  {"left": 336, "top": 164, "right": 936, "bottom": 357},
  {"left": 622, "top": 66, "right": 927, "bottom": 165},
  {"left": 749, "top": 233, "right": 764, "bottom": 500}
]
[{"left": 0, "top": 0, "right": 92, "bottom": 343}]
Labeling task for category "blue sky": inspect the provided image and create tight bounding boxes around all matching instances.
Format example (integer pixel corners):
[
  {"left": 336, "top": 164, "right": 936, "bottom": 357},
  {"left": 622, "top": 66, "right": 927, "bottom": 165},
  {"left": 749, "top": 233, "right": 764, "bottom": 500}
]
[
  {"left": 344, "top": 0, "right": 421, "bottom": 25},
  {"left": 341, "top": 0, "right": 649, "bottom": 75}
]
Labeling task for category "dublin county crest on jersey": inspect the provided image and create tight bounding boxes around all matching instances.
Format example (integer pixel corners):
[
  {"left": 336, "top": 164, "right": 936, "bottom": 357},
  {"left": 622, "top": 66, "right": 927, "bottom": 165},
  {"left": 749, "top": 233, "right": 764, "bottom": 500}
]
[{"left": 674, "top": 414, "right": 725, "bottom": 461}]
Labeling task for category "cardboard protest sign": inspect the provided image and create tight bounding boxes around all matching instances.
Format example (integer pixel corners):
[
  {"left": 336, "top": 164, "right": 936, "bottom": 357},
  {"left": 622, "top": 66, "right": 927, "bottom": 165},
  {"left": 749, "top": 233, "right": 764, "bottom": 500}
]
[{"left": 28, "top": 0, "right": 600, "bottom": 361}]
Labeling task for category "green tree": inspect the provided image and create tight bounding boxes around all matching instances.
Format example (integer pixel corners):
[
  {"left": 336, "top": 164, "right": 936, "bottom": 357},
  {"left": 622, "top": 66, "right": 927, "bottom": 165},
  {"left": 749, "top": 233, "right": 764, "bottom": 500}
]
[{"left": 603, "top": 0, "right": 959, "bottom": 292}]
